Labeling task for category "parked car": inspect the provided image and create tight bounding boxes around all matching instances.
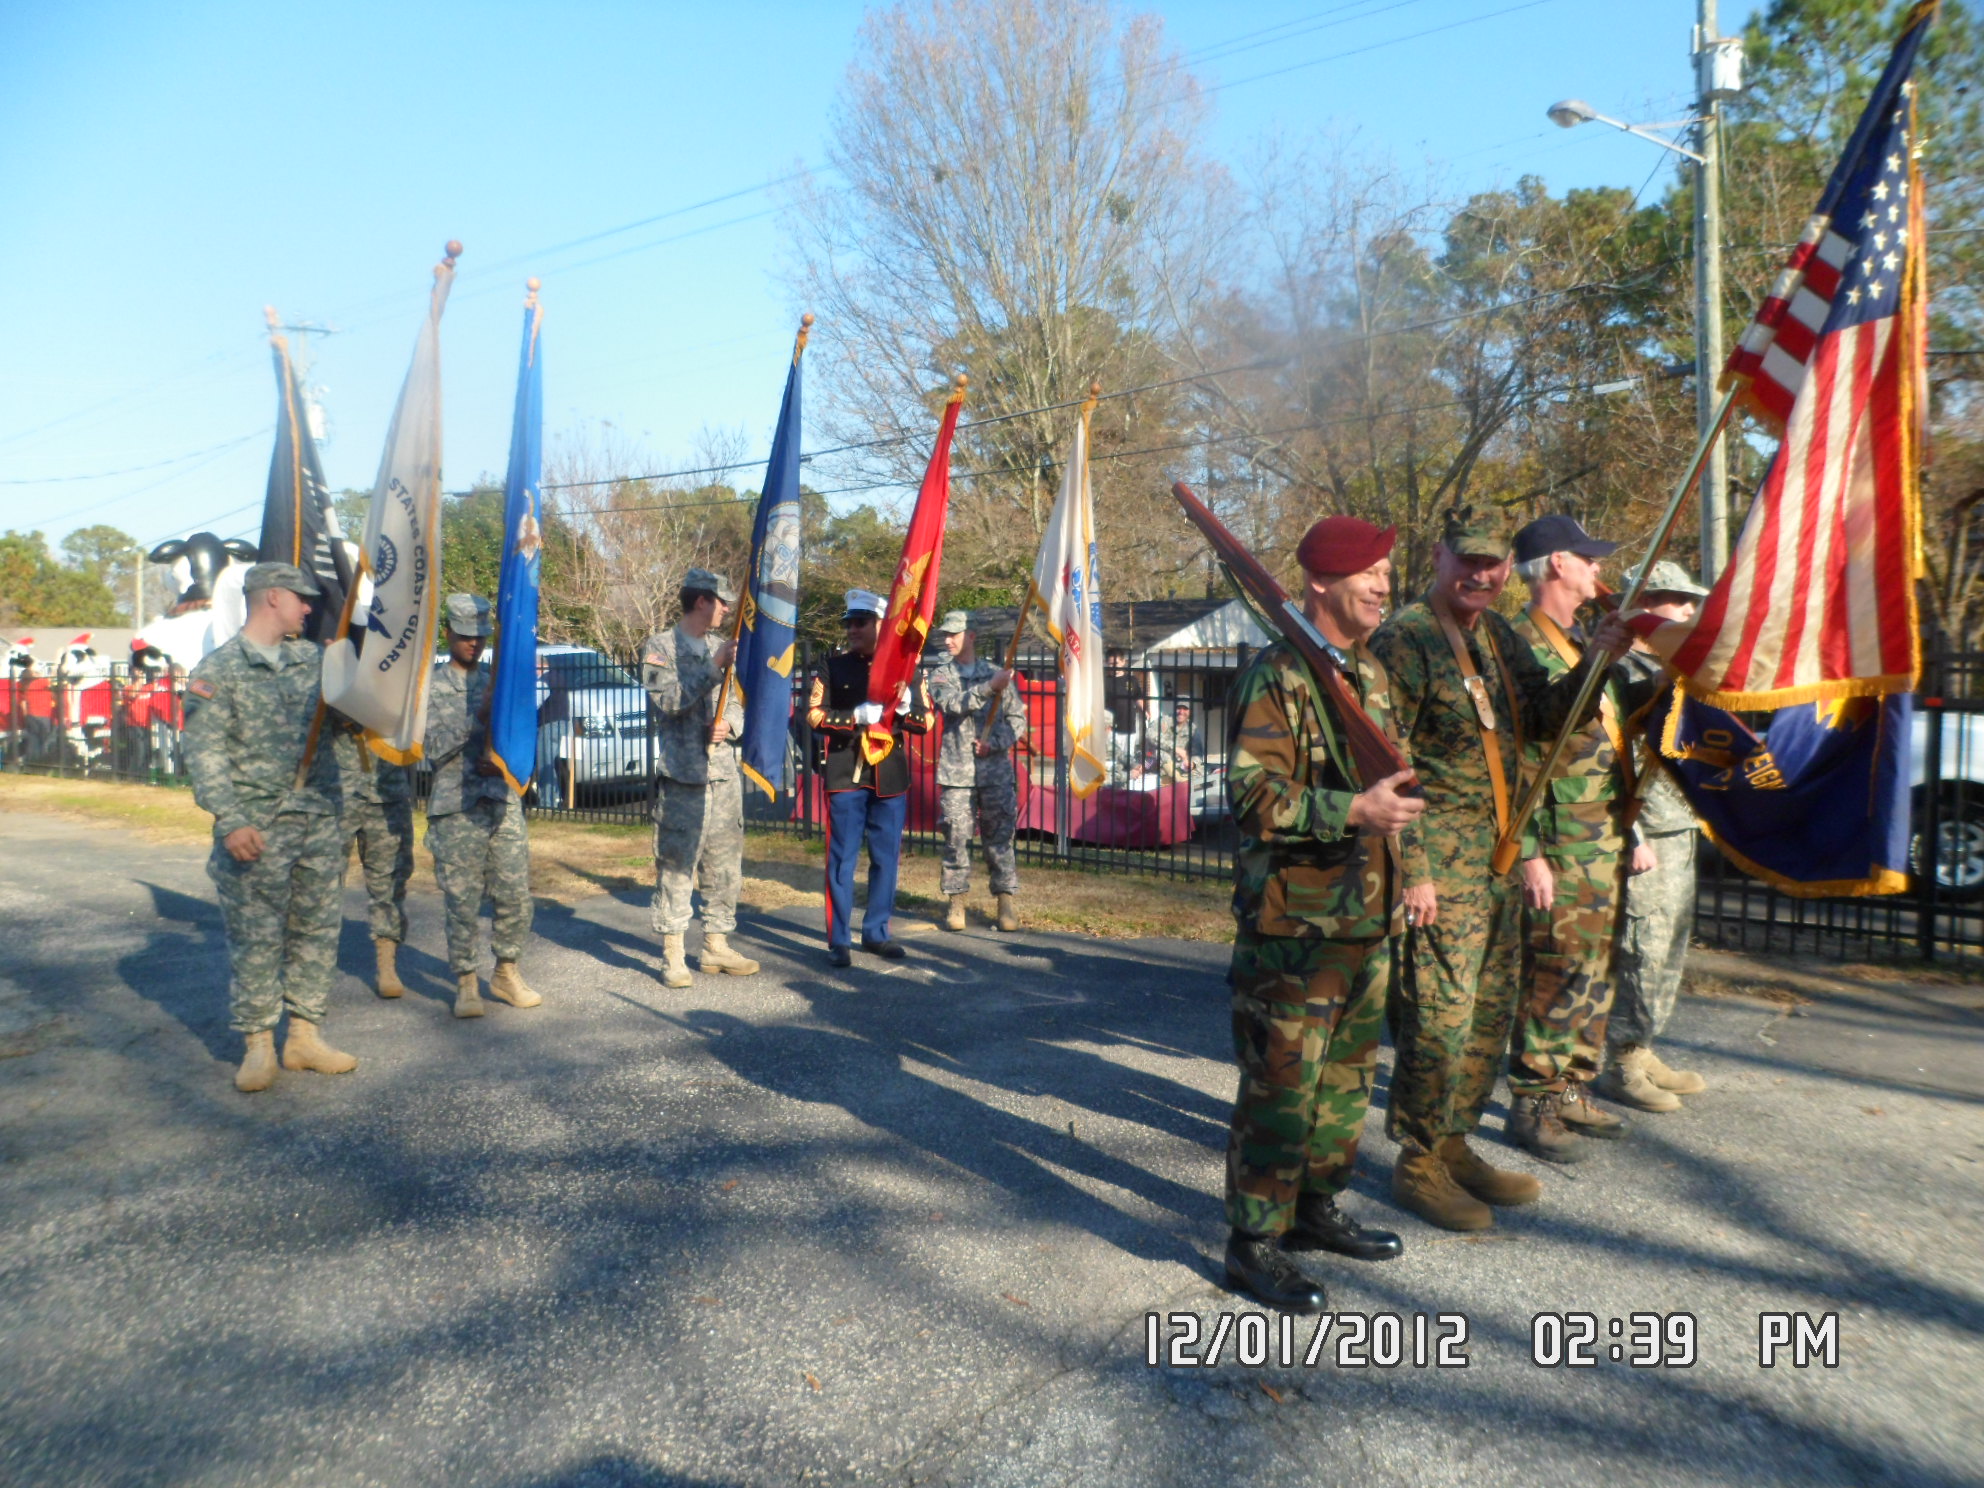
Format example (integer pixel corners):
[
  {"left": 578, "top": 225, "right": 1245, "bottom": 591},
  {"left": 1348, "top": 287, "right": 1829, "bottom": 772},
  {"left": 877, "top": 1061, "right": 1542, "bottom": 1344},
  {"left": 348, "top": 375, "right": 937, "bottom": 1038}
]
[
  {"left": 1911, "top": 707, "right": 1984, "bottom": 900},
  {"left": 536, "top": 645, "right": 658, "bottom": 802}
]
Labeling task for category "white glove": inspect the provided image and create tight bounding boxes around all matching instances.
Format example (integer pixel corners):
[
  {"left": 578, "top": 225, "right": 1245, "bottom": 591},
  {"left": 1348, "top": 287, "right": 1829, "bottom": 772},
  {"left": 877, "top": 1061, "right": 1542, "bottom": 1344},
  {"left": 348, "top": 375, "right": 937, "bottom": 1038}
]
[
  {"left": 853, "top": 702, "right": 884, "bottom": 726},
  {"left": 894, "top": 690, "right": 912, "bottom": 716}
]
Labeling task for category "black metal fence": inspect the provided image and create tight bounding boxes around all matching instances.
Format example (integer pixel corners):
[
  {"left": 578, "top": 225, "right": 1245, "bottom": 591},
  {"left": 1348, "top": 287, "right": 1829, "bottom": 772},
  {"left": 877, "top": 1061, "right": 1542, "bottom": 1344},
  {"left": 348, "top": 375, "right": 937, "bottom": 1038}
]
[{"left": 12, "top": 646, "right": 1984, "bottom": 965}]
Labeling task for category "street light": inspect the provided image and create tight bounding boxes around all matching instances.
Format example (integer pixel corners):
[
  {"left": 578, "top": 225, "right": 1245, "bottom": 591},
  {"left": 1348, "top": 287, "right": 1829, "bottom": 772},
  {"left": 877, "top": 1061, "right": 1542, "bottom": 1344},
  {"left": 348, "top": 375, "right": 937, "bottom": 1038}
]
[{"left": 1544, "top": 6, "right": 1744, "bottom": 583}]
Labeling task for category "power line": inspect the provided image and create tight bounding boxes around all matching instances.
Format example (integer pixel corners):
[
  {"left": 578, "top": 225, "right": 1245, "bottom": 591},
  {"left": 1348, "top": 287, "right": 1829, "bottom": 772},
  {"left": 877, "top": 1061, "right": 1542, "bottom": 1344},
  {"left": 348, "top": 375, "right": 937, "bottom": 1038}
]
[{"left": 0, "top": 429, "right": 270, "bottom": 486}]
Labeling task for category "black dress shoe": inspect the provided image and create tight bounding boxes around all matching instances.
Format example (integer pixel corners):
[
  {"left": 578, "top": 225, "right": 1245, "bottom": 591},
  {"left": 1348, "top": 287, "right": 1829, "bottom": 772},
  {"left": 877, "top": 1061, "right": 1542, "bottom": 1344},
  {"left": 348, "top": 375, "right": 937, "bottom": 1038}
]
[
  {"left": 861, "top": 937, "right": 906, "bottom": 960},
  {"left": 1223, "top": 1231, "right": 1326, "bottom": 1314},
  {"left": 828, "top": 945, "right": 852, "bottom": 968},
  {"left": 1285, "top": 1195, "right": 1404, "bottom": 1261}
]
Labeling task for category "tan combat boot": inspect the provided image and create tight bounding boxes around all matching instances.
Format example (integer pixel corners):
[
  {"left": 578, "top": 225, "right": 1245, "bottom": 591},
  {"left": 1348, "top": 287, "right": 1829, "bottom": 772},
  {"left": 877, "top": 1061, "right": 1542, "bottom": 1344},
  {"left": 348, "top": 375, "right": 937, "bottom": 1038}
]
[
  {"left": 488, "top": 960, "right": 542, "bottom": 1008},
  {"left": 1438, "top": 1134, "right": 1543, "bottom": 1206},
  {"left": 373, "top": 938, "right": 406, "bottom": 999},
  {"left": 1644, "top": 1047, "right": 1706, "bottom": 1094},
  {"left": 700, "top": 934, "right": 760, "bottom": 975},
  {"left": 661, "top": 934, "right": 693, "bottom": 989},
  {"left": 1596, "top": 1045, "right": 1682, "bottom": 1111},
  {"left": 454, "top": 972, "right": 485, "bottom": 1019},
  {"left": 1391, "top": 1147, "right": 1493, "bottom": 1232},
  {"left": 944, "top": 894, "right": 967, "bottom": 932},
  {"left": 281, "top": 1019, "right": 358, "bottom": 1074},
  {"left": 995, "top": 893, "right": 1018, "bottom": 932},
  {"left": 1558, "top": 1083, "right": 1628, "bottom": 1139},
  {"left": 235, "top": 1030, "right": 278, "bottom": 1093}
]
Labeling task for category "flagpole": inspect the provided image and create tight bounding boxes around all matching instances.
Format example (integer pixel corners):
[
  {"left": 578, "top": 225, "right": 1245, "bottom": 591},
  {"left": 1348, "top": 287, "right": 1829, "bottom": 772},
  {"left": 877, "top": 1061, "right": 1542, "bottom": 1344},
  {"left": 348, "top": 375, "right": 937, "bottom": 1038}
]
[
  {"left": 1490, "top": 385, "right": 1739, "bottom": 875},
  {"left": 292, "top": 565, "right": 366, "bottom": 789},
  {"left": 713, "top": 312, "right": 812, "bottom": 746}
]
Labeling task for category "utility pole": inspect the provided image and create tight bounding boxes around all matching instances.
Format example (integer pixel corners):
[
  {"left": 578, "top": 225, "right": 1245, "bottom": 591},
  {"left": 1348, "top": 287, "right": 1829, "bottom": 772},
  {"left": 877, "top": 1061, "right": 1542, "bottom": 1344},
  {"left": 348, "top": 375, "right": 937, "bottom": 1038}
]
[{"left": 1694, "top": 0, "right": 1741, "bottom": 583}]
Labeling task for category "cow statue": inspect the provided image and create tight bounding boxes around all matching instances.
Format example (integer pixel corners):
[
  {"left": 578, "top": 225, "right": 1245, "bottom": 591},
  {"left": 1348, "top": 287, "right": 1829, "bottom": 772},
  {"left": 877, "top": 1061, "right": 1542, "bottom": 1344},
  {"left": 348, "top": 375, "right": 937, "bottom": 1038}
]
[
  {"left": 50, "top": 633, "right": 114, "bottom": 771},
  {"left": 137, "top": 532, "right": 259, "bottom": 668}
]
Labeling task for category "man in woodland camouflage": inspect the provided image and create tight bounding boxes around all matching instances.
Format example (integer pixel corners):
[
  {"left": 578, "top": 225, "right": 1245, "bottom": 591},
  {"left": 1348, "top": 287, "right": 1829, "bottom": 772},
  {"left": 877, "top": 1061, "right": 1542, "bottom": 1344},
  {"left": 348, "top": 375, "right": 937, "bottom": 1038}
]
[
  {"left": 1370, "top": 506, "right": 1632, "bottom": 1232},
  {"left": 641, "top": 566, "right": 757, "bottom": 989},
  {"left": 183, "top": 562, "right": 356, "bottom": 1093},
  {"left": 1221, "top": 516, "right": 1421, "bottom": 1314},
  {"left": 1597, "top": 560, "right": 1712, "bottom": 1113},
  {"left": 334, "top": 723, "right": 413, "bottom": 999},
  {"left": 424, "top": 593, "right": 541, "bottom": 1020},
  {"left": 928, "top": 610, "right": 1028, "bottom": 933},
  {"left": 1505, "top": 515, "right": 1633, "bottom": 1162}
]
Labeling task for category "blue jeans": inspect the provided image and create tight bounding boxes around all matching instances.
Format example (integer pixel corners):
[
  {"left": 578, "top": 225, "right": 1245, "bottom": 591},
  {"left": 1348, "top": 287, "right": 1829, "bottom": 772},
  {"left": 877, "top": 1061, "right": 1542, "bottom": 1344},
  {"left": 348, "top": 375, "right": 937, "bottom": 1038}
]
[{"left": 825, "top": 787, "right": 908, "bottom": 948}]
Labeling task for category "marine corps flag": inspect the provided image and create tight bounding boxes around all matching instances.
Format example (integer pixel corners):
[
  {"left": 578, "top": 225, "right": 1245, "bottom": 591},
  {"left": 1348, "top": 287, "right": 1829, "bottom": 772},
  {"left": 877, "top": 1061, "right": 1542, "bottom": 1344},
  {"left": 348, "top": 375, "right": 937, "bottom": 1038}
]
[
  {"left": 861, "top": 375, "right": 966, "bottom": 765},
  {"left": 1026, "top": 390, "right": 1107, "bottom": 797},
  {"left": 729, "top": 315, "right": 811, "bottom": 798},
  {"left": 322, "top": 243, "right": 457, "bottom": 764},
  {"left": 487, "top": 280, "right": 544, "bottom": 796},
  {"left": 258, "top": 308, "right": 353, "bottom": 644}
]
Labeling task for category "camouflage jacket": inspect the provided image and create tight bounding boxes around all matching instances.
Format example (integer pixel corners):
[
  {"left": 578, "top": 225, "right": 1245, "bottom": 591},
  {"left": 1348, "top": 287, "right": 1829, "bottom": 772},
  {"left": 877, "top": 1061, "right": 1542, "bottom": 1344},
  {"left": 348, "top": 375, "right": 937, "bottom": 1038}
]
[
  {"left": 1510, "top": 607, "right": 1631, "bottom": 863},
  {"left": 423, "top": 662, "right": 509, "bottom": 818},
  {"left": 1617, "top": 648, "right": 1698, "bottom": 836},
  {"left": 1371, "top": 598, "right": 1607, "bottom": 873},
  {"left": 641, "top": 625, "right": 744, "bottom": 786},
  {"left": 927, "top": 657, "right": 1027, "bottom": 787},
  {"left": 332, "top": 723, "right": 410, "bottom": 808},
  {"left": 182, "top": 634, "right": 340, "bottom": 838},
  {"left": 1227, "top": 639, "right": 1426, "bottom": 940}
]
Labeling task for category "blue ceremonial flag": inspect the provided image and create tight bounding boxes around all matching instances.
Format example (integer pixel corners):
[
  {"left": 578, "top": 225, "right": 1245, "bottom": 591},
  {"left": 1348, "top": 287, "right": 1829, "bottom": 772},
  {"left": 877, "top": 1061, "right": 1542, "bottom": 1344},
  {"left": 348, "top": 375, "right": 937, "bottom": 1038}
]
[
  {"left": 731, "top": 315, "right": 811, "bottom": 798},
  {"left": 1642, "top": 685, "right": 1912, "bottom": 897},
  {"left": 488, "top": 281, "right": 545, "bottom": 796}
]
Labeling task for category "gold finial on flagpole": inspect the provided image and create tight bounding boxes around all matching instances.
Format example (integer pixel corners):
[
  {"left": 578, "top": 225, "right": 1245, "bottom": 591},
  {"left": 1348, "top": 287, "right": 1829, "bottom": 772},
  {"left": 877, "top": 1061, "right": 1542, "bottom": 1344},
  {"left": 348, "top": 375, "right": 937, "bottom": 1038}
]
[
  {"left": 794, "top": 311, "right": 815, "bottom": 360},
  {"left": 445, "top": 240, "right": 463, "bottom": 264},
  {"left": 525, "top": 276, "right": 541, "bottom": 308},
  {"left": 948, "top": 372, "right": 969, "bottom": 405},
  {"left": 263, "top": 305, "right": 280, "bottom": 332},
  {"left": 1081, "top": 379, "right": 1101, "bottom": 419}
]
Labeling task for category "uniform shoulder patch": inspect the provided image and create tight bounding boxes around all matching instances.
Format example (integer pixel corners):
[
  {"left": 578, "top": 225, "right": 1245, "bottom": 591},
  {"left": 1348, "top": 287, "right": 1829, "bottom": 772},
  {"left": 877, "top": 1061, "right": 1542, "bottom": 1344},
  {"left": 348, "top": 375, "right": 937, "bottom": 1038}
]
[
  {"left": 188, "top": 678, "right": 217, "bottom": 699},
  {"left": 645, "top": 652, "right": 666, "bottom": 667}
]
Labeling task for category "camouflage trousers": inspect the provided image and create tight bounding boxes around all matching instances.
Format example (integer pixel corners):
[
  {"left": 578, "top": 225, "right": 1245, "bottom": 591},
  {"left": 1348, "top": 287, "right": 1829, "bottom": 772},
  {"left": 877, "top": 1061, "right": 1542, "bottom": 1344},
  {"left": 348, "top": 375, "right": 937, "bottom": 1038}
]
[
  {"left": 1610, "top": 828, "right": 1697, "bottom": 1049},
  {"left": 207, "top": 810, "right": 346, "bottom": 1034},
  {"left": 427, "top": 797, "right": 533, "bottom": 974},
  {"left": 1511, "top": 846, "right": 1623, "bottom": 1095},
  {"left": 1226, "top": 930, "right": 1391, "bottom": 1236},
  {"left": 341, "top": 795, "right": 412, "bottom": 943},
  {"left": 939, "top": 769, "right": 1018, "bottom": 896},
  {"left": 1389, "top": 861, "right": 1522, "bottom": 1153},
  {"left": 650, "top": 772, "right": 744, "bottom": 937}
]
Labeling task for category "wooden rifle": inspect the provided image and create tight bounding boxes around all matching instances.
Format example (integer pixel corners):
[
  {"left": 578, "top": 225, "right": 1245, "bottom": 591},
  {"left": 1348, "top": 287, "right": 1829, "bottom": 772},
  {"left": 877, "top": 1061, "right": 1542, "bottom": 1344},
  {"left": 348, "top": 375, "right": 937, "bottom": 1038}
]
[{"left": 1169, "top": 481, "right": 1417, "bottom": 794}]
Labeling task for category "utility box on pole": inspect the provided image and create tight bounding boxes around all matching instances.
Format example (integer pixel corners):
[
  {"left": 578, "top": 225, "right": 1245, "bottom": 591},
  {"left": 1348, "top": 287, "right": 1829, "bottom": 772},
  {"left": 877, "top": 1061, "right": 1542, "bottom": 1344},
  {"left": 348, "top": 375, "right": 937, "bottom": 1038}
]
[{"left": 1697, "top": 32, "right": 1744, "bottom": 101}]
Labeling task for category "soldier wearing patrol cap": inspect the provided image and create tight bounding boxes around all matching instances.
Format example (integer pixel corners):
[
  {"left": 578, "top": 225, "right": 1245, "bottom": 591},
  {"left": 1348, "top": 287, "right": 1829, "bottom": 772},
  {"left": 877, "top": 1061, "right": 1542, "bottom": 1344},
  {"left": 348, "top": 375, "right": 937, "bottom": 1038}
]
[
  {"left": 1596, "top": 559, "right": 1712, "bottom": 1113},
  {"left": 640, "top": 566, "right": 757, "bottom": 989},
  {"left": 1506, "top": 514, "right": 1633, "bottom": 1162},
  {"left": 183, "top": 562, "right": 356, "bottom": 1092},
  {"left": 927, "top": 609, "right": 1027, "bottom": 933},
  {"left": 805, "top": 587, "right": 935, "bottom": 967},
  {"left": 1369, "top": 505, "right": 1633, "bottom": 1231},
  {"left": 423, "top": 592, "right": 541, "bottom": 1020}
]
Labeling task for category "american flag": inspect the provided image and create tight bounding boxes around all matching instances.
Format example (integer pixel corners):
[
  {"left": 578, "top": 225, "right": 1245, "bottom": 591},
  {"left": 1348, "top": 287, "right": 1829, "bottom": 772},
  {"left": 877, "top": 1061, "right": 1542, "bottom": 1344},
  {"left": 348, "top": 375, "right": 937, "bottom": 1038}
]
[{"left": 1638, "top": 2, "right": 1933, "bottom": 708}]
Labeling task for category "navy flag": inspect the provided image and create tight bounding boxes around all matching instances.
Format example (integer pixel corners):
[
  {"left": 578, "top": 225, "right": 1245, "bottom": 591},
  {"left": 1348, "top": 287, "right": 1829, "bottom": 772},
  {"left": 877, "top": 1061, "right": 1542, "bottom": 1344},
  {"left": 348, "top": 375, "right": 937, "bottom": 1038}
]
[
  {"left": 489, "top": 280, "right": 545, "bottom": 796},
  {"left": 1641, "top": 685, "right": 1912, "bottom": 897},
  {"left": 729, "top": 314, "right": 811, "bottom": 798},
  {"left": 258, "top": 307, "right": 353, "bottom": 643}
]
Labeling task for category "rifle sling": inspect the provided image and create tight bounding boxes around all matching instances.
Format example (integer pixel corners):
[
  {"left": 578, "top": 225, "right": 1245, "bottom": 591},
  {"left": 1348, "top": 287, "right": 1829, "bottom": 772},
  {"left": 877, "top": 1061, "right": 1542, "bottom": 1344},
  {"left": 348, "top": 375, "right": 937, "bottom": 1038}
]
[
  {"left": 1529, "top": 607, "right": 1633, "bottom": 796},
  {"left": 1431, "top": 598, "right": 1519, "bottom": 841}
]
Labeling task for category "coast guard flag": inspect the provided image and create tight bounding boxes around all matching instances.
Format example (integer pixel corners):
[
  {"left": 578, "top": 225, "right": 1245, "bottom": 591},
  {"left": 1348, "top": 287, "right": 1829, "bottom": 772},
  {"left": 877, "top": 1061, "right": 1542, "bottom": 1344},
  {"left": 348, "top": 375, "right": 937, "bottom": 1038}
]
[
  {"left": 1027, "top": 396, "right": 1107, "bottom": 796},
  {"left": 259, "top": 314, "right": 353, "bottom": 644},
  {"left": 487, "top": 283, "right": 545, "bottom": 796},
  {"left": 861, "top": 380, "right": 965, "bottom": 765},
  {"left": 732, "top": 321, "right": 809, "bottom": 798},
  {"left": 1632, "top": 3, "right": 1933, "bottom": 708},
  {"left": 322, "top": 250, "right": 455, "bottom": 763},
  {"left": 1641, "top": 684, "right": 1912, "bottom": 897}
]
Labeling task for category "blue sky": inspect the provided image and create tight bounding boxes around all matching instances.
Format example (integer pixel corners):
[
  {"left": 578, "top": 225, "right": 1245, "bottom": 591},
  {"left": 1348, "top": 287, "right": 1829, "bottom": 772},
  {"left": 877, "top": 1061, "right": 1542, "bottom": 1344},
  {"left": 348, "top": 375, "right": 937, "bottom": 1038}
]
[{"left": 0, "top": 0, "right": 1758, "bottom": 556}]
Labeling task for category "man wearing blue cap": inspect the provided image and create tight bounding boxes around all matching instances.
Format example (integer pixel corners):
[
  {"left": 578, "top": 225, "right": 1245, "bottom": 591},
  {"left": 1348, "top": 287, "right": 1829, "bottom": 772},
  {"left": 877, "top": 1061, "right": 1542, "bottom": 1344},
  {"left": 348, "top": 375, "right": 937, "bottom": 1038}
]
[{"left": 1507, "top": 515, "right": 1633, "bottom": 1163}]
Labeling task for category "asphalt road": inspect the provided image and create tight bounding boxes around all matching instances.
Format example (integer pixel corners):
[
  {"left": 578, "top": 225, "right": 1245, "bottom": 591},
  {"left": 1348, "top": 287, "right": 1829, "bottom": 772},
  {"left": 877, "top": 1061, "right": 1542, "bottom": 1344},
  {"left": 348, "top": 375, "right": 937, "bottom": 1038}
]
[{"left": 1, "top": 810, "right": 1980, "bottom": 1488}]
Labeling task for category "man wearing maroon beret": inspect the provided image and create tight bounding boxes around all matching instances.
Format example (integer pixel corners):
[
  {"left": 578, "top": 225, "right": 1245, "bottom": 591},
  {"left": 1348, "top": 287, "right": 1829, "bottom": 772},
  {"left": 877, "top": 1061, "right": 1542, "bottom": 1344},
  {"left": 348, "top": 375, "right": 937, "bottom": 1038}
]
[{"left": 1220, "top": 513, "right": 1426, "bottom": 1313}]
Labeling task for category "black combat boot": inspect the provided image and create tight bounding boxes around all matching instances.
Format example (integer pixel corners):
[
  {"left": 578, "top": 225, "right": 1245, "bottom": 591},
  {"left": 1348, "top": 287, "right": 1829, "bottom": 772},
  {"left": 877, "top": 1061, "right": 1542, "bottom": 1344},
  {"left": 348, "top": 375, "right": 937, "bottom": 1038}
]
[
  {"left": 1285, "top": 1194, "right": 1404, "bottom": 1260},
  {"left": 1223, "top": 1231, "right": 1326, "bottom": 1314},
  {"left": 1508, "top": 1092, "right": 1587, "bottom": 1165}
]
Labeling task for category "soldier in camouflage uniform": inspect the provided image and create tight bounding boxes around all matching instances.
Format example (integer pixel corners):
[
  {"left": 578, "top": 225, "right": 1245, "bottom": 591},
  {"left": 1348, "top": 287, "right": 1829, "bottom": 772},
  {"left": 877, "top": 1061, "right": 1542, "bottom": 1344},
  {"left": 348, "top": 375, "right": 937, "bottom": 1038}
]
[
  {"left": 182, "top": 563, "right": 356, "bottom": 1093},
  {"left": 1369, "top": 506, "right": 1633, "bottom": 1231},
  {"left": 1506, "top": 515, "right": 1633, "bottom": 1162},
  {"left": 334, "top": 723, "right": 414, "bottom": 999},
  {"left": 641, "top": 567, "right": 756, "bottom": 989},
  {"left": 1220, "top": 516, "right": 1421, "bottom": 1314},
  {"left": 928, "top": 610, "right": 1028, "bottom": 933},
  {"left": 1597, "top": 561, "right": 1711, "bottom": 1112},
  {"left": 424, "top": 594, "right": 540, "bottom": 1020}
]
